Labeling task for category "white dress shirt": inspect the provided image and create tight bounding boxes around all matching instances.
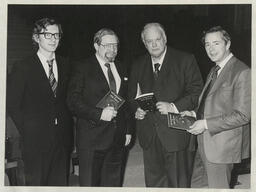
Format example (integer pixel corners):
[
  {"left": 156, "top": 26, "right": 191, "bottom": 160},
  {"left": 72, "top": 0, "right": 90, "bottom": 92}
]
[
  {"left": 37, "top": 51, "right": 58, "bottom": 81},
  {"left": 96, "top": 53, "right": 121, "bottom": 93}
]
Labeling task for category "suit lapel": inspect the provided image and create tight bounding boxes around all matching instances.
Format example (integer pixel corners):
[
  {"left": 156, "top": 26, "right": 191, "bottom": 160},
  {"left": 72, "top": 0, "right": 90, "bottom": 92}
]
[
  {"left": 208, "top": 56, "right": 236, "bottom": 96},
  {"left": 142, "top": 56, "right": 155, "bottom": 92},
  {"left": 55, "top": 55, "right": 63, "bottom": 98},
  {"left": 93, "top": 56, "right": 110, "bottom": 92},
  {"left": 32, "top": 54, "right": 55, "bottom": 98},
  {"left": 115, "top": 60, "right": 123, "bottom": 95}
]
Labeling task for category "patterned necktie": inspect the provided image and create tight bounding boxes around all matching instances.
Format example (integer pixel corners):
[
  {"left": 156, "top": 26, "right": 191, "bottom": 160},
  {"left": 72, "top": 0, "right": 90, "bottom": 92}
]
[
  {"left": 47, "top": 59, "right": 58, "bottom": 97},
  {"left": 105, "top": 63, "right": 116, "bottom": 93},
  {"left": 154, "top": 63, "right": 160, "bottom": 80},
  {"left": 196, "top": 65, "right": 221, "bottom": 119}
]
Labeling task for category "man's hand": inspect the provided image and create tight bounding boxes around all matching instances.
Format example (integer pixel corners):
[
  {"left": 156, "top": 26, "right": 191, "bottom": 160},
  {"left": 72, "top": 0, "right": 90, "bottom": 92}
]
[
  {"left": 135, "top": 107, "right": 147, "bottom": 120},
  {"left": 100, "top": 106, "right": 117, "bottom": 121},
  {"left": 187, "top": 120, "right": 206, "bottom": 135},
  {"left": 156, "top": 101, "right": 176, "bottom": 114},
  {"left": 180, "top": 110, "right": 196, "bottom": 118},
  {"left": 125, "top": 134, "right": 132, "bottom": 146}
]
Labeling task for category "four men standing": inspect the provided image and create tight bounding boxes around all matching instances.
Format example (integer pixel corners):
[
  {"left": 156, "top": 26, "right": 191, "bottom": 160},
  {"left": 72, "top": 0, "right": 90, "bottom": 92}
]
[{"left": 6, "top": 17, "right": 250, "bottom": 189}]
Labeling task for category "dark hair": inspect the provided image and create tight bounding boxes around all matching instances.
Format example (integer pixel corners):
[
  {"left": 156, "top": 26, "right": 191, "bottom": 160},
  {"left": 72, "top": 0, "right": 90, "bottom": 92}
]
[
  {"left": 93, "top": 28, "right": 119, "bottom": 45},
  {"left": 32, "top": 18, "right": 63, "bottom": 45},
  {"left": 201, "top": 26, "right": 231, "bottom": 45}
]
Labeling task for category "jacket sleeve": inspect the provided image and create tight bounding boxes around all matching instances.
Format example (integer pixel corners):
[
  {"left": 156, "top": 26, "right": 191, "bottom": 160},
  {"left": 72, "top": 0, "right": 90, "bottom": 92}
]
[
  {"left": 67, "top": 62, "right": 102, "bottom": 123},
  {"left": 174, "top": 55, "right": 204, "bottom": 111},
  {"left": 127, "top": 62, "right": 140, "bottom": 114},
  {"left": 206, "top": 68, "right": 251, "bottom": 135}
]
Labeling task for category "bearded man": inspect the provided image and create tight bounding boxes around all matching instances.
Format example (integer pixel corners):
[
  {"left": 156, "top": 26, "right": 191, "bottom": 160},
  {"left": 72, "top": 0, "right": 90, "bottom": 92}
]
[{"left": 67, "top": 28, "right": 132, "bottom": 186}]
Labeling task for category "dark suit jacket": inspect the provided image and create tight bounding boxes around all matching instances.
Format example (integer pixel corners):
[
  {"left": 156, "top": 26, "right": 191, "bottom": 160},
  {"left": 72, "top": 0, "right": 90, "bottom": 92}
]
[
  {"left": 67, "top": 55, "right": 131, "bottom": 150},
  {"left": 128, "top": 46, "right": 203, "bottom": 152},
  {"left": 7, "top": 54, "right": 74, "bottom": 151}
]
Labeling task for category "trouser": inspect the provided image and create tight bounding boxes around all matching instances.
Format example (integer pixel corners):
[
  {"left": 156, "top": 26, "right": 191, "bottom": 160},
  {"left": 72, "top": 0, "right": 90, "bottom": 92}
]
[
  {"left": 191, "top": 135, "right": 233, "bottom": 188},
  {"left": 78, "top": 146, "right": 125, "bottom": 187},
  {"left": 22, "top": 143, "right": 70, "bottom": 186},
  {"left": 143, "top": 134, "right": 195, "bottom": 188}
]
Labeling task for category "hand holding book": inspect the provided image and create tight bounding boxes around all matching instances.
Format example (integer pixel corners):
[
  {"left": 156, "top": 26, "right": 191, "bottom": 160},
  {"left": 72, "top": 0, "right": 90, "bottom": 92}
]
[
  {"left": 135, "top": 92, "right": 157, "bottom": 112},
  {"left": 96, "top": 91, "right": 125, "bottom": 110},
  {"left": 167, "top": 112, "right": 196, "bottom": 131}
]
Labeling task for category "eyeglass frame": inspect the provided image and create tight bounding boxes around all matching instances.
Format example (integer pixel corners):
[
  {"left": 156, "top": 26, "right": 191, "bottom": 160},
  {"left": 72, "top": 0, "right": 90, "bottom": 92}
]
[
  {"left": 99, "top": 43, "right": 119, "bottom": 49},
  {"left": 38, "top": 32, "right": 62, "bottom": 40}
]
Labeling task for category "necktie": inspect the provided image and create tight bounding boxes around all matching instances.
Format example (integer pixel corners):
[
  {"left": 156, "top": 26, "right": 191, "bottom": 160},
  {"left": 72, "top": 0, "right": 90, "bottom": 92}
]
[
  {"left": 105, "top": 63, "right": 116, "bottom": 93},
  {"left": 47, "top": 59, "right": 58, "bottom": 97},
  {"left": 196, "top": 65, "right": 221, "bottom": 119},
  {"left": 154, "top": 63, "right": 160, "bottom": 80}
]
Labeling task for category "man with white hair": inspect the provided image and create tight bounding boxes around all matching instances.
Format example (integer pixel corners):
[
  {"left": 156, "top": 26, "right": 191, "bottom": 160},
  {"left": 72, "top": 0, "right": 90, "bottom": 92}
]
[{"left": 128, "top": 23, "right": 203, "bottom": 187}]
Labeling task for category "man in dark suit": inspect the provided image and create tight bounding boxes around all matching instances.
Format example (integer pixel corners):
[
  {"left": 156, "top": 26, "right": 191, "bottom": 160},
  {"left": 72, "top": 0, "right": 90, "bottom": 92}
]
[
  {"left": 182, "top": 26, "right": 251, "bottom": 188},
  {"left": 128, "top": 22, "right": 203, "bottom": 187},
  {"left": 67, "top": 28, "right": 132, "bottom": 186},
  {"left": 6, "top": 18, "right": 74, "bottom": 186}
]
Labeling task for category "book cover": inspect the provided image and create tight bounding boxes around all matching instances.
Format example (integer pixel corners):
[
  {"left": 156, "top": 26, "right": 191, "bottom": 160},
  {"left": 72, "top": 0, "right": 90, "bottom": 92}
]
[
  {"left": 167, "top": 112, "right": 196, "bottom": 131},
  {"left": 96, "top": 91, "right": 125, "bottom": 110},
  {"left": 135, "top": 92, "right": 157, "bottom": 112}
]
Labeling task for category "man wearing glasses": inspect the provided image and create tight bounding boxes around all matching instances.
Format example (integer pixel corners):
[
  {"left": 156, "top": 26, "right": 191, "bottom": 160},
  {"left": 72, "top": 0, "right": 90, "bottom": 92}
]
[
  {"left": 67, "top": 28, "right": 132, "bottom": 186},
  {"left": 7, "top": 18, "right": 74, "bottom": 186}
]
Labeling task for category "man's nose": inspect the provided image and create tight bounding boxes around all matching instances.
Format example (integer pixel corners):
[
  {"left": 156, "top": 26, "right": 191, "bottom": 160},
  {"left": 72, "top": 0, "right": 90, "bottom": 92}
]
[{"left": 152, "top": 41, "right": 157, "bottom": 48}]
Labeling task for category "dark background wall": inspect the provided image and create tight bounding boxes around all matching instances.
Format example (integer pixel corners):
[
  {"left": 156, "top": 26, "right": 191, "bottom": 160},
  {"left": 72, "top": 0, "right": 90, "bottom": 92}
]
[{"left": 7, "top": 4, "right": 251, "bottom": 80}]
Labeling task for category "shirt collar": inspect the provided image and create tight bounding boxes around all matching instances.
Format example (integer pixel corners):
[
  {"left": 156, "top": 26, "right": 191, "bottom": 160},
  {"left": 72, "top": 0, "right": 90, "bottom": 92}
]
[
  {"left": 217, "top": 53, "right": 233, "bottom": 69},
  {"left": 96, "top": 53, "right": 114, "bottom": 68},
  {"left": 151, "top": 47, "right": 167, "bottom": 68},
  {"left": 37, "top": 51, "right": 56, "bottom": 63}
]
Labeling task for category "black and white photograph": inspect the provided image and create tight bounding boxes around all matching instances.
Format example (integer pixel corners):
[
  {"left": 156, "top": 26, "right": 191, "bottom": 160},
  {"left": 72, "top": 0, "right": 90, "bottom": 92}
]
[{"left": 1, "top": 0, "right": 254, "bottom": 191}]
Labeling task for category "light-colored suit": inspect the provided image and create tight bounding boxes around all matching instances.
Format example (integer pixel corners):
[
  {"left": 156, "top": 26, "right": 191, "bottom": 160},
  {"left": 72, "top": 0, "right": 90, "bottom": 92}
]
[
  {"left": 201, "top": 55, "right": 250, "bottom": 163},
  {"left": 192, "top": 55, "right": 251, "bottom": 188}
]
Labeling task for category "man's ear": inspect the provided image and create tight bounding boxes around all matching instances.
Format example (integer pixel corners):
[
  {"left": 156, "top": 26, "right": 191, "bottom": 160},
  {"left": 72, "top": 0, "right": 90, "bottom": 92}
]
[
  {"left": 94, "top": 43, "right": 99, "bottom": 51},
  {"left": 33, "top": 34, "right": 39, "bottom": 43},
  {"left": 226, "top": 40, "right": 231, "bottom": 51}
]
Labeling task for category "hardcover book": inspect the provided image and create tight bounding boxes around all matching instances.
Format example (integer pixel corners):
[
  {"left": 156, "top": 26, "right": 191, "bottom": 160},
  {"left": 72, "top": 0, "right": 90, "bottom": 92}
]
[
  {"left": 96, "top": 91, "right": 125, "bottom": 110},
  {"left": 135, "top": 92, "right": 157, "bottom": 112},
  {"left": 167, "top": 112, "right": 196, "bottom": 131}
]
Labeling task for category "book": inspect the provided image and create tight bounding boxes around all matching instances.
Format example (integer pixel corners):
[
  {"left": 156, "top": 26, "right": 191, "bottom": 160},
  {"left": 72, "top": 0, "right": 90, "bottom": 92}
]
[
  {"left": 167, "top": 112, "right": 196, "bottom": 131},
  {"left": 135, "top": 92, "right": 157, "bottom": 112},
  {"left": 96, "top": 91, "right": 125, "bottom": 110}
]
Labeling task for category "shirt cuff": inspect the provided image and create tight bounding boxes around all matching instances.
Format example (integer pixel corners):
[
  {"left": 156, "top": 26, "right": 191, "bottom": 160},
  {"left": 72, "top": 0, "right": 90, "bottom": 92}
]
[
  {"left": 170, "top": 103, "right": 179, "bottom": 113},
  {"left": 204, "top": 119, "right": 208, "bottom": 129},
  {"left": 191, "top": 111, "right": 197, "bottom": 118}
]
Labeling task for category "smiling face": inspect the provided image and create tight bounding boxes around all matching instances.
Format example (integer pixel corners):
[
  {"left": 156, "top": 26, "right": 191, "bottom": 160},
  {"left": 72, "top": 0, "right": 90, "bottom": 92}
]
[
  {"left": 94, "top": 34, "right": 118, "bottom": 62},
  {"left": 34, "top": 24, "right": 60, "bottom": 55},
  {"left": 204, "top": 31, "right": 231, "bottom": 64},
  {"left": 143, "top": 26, "right": 167, "bottom": 59}
]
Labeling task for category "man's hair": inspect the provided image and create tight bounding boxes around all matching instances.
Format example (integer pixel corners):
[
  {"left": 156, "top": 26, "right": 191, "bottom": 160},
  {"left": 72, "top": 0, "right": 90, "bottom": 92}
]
[
  {"left": 32, "top": 18, "right": 63, "bottom": 45},
  {"left": 141, "top": 22, "right": 167, "bottom": 43},
  {"left": 201, "top": 26, "right": 231, "bottom": 45},
  {"left": 93, "top": 28, "right": 119, "bottom": 45}
]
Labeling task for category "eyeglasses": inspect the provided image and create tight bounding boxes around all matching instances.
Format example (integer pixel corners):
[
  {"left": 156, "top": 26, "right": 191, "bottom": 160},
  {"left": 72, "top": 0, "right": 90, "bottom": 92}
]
[
  {"left": 38, "top": 32, "right": 62, "bottom": 40},
  {"left": 100, "top": 43, "right": 118, "bottom": 49}
]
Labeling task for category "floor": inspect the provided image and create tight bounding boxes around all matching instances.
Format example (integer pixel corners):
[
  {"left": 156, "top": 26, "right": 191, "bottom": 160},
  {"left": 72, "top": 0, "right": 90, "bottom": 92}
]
[{"left": 70, "top": 138, "right": 250, "bottom": 189}]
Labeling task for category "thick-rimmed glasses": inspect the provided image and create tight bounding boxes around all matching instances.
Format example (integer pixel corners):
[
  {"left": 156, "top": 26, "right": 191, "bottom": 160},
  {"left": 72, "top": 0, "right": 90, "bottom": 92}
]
[
  {"left": 100, "top": 43, "right": 118, "bottom": 49},
  {"left": 38, "top": 32, "right": 61, "bottom": 40}
]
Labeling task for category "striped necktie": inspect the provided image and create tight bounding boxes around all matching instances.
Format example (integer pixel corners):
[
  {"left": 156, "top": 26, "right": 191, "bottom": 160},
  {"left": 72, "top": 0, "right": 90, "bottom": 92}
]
[{"left": 47, "top": 59, "right": 58, "bottom": 97}]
